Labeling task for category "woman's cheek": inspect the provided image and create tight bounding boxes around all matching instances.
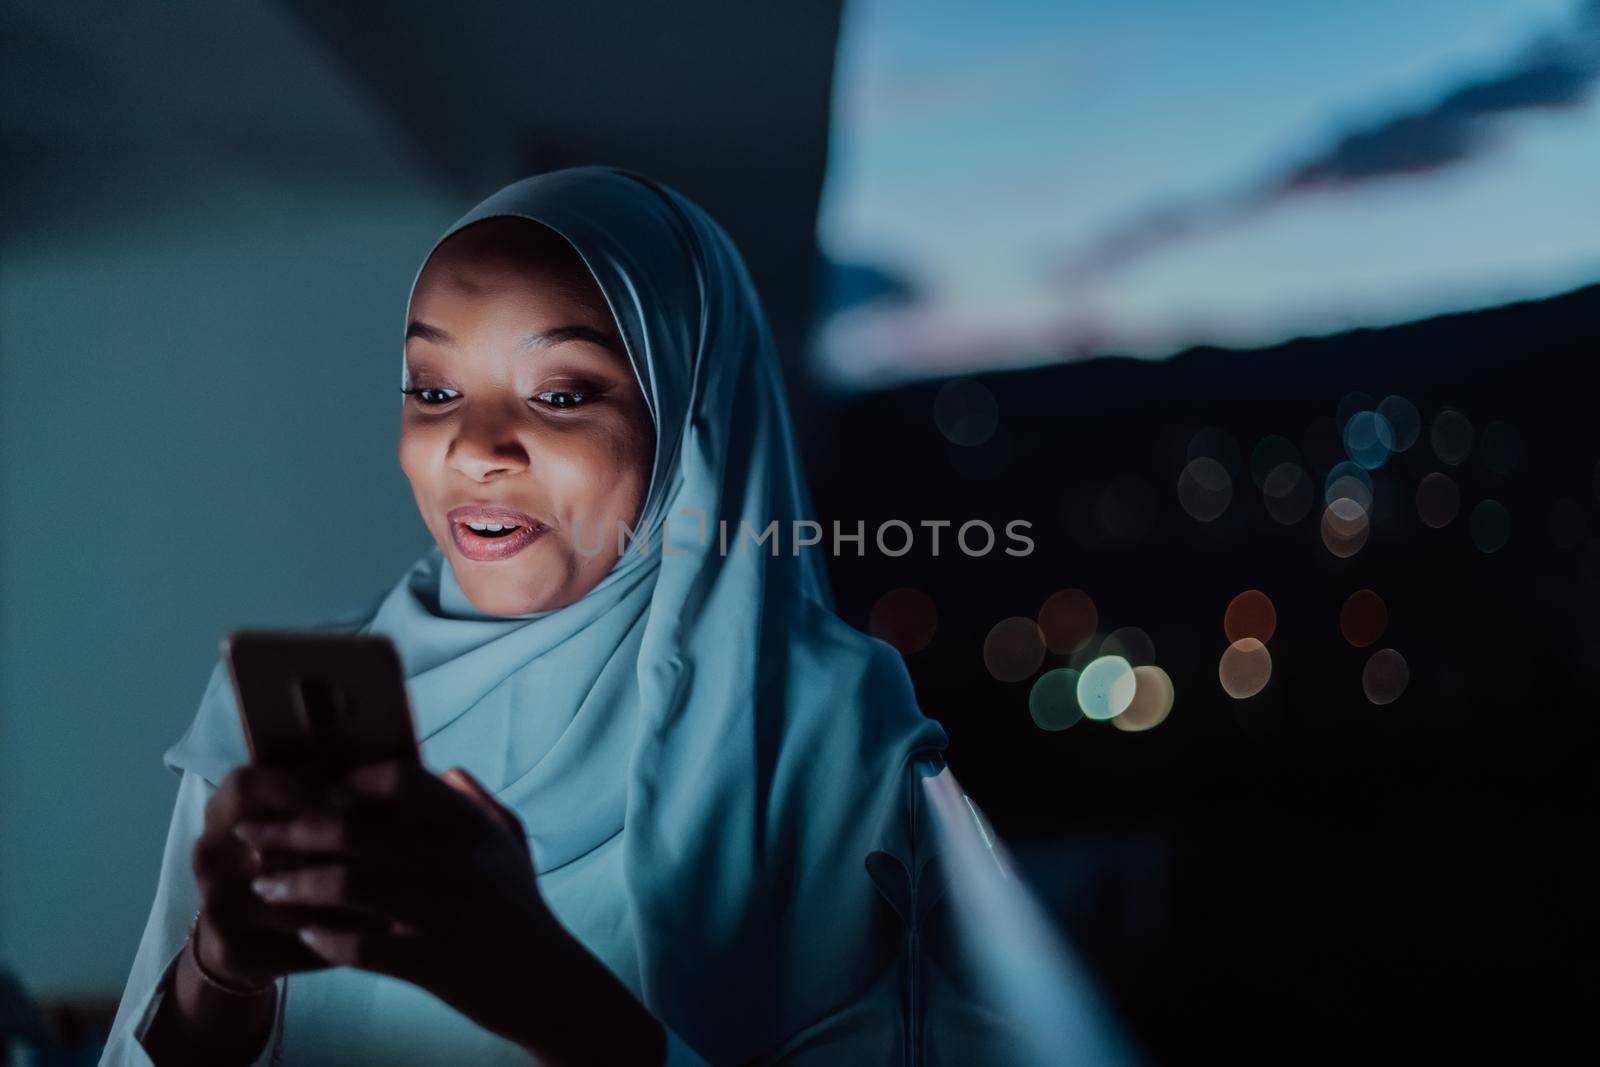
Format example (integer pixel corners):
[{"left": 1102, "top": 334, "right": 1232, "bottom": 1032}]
[
  {"left": 594, "top": 439, "right": 651, "bottom": 535},
  {"left": 598, "top": 406, "right": 655, "bottom": 522},
  {"left": 398, "top": 426, "right": 451, "bottom": 536},
  {"left": 403, "top": 425, "right": 441, "bottom": 495},
  {"left": 397, "top": 415, "right": 444, "bottom": 474},
  {"left": 545, "top": 420, "right": 630, "bottom": 506}
]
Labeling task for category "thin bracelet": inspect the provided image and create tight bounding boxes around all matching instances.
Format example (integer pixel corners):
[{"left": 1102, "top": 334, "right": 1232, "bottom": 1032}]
[{"left": 187, "top": 913, "right": 275, "bottom": 998}]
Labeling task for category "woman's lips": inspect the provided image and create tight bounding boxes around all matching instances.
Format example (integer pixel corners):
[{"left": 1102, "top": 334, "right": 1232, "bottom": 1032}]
[{"left": 446, "top": 504, "right": 549, "bottom": 563}]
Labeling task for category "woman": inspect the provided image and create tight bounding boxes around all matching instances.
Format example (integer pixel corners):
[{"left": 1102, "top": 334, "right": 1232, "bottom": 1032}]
[{"left": 100, "top": 167, "right": 1024, "bottom": 1065}]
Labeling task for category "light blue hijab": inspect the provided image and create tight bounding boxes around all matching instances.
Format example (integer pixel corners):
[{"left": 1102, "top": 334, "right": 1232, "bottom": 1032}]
[{"left": 166, "top": 165, "right": 950, "bottom": 1063}]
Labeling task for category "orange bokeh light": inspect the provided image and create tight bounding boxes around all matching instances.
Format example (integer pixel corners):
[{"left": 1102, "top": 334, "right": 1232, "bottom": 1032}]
[{"left": 1224, "top": 590, "right": 1277, "bottom": 644}]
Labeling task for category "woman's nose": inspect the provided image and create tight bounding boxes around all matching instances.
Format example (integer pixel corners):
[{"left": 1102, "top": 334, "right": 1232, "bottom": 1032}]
[{"left": 447, "top": 407, "right": 531, "bottom": 482}]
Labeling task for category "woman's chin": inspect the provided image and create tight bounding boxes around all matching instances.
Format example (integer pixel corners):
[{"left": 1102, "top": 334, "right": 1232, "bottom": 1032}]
[
  {"left": 446, "top": 554, "right": 560, "bottom": 617},
  {"left": 461, "top": 583, "right": 557, "bottom": 618}
]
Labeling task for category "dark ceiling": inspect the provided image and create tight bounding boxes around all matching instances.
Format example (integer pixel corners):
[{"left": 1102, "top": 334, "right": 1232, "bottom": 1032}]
[
  {"left": 3, "top": 0, "right": 844, "bottom": 424},
  {"left": 280, "top": 0, "right": 845, "bottom": 414}
]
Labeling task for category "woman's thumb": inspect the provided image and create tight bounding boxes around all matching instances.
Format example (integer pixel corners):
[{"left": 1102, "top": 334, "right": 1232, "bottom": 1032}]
[{"left": 442, "top": 767, "right": 525, "bottom": 842}]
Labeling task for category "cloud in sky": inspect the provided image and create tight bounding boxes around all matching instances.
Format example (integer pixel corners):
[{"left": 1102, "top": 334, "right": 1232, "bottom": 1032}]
[
  {"left": 815, "top": 0, "right": 1600, "bottom": 388},
  {"left": 1056, "top": 0, "right": 1600, "bottom": 285}
]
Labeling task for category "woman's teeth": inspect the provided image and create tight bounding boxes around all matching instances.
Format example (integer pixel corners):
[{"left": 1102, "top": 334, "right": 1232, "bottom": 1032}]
[{"left": 465, "top": 522, "right": 518, "bottom": 535}]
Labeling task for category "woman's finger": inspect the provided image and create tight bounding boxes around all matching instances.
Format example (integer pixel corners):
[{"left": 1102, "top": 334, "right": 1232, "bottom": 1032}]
[
  {"left": 249, "top": 861, "right": 441, "bottom": 923},
  {"left": 208, "top": 764, "right": 330, "bottom": 830},
  {"left": 234, "top": 811, "right": 368, "bottom": 854},
  {"left": 194, "top": 828, "right": 250, "bottom": 879},
  {"left": 233, "top": 793, "right": 442, "bottom": 860},
  {"left": 193, "top": 831, "right": 269, "bottom": 910},
  {"left": 441, "top": 766, "right": 527, "bottom": 846},
  {"left": 297, "top": 924, "right": 421, "bottom": 981},
  {"left": 342, "top": 759, "right": 415, "bottom": 804},
  {"left": 195, "top": 908, "right": 339, "bottom": 978}
]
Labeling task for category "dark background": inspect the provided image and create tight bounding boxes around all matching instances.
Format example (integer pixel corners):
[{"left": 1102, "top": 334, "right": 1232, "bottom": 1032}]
[{"left": 814, "top": 285, "right": 1599, "bottom": 1061}]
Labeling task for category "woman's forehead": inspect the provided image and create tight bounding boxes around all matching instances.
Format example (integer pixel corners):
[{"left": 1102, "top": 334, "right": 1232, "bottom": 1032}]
[
  {"left": 428, "top": 216, "right": 589, "bottom": 279},
  {"left": 414, "top": 258, "right": 593, "bottom": 307},
  {"left": 412, "top": 223, "right": 614, "bottom": 327}
]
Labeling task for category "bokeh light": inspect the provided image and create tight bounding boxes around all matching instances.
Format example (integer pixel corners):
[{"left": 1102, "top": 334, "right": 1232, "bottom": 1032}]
[
  {"left": 933, "top": 378, "right": 998, "bottom": 446},
  {"left": 1324, "top": 461, "right": 1374, "bottom": 511},
  {"left": 1178, "top": 457, "right": 1232, "bottom": 522},
  {"left": 1250, "top": 435, "right": 1301, "bottom": 489},
  {"left": 1362, "top": 648, "right": 1409, "bottom": 705},
  {"left": 1415, "top": 472, "right": 1461, "bottom": 529},
  {"left": 1028, "top": 668, "right": 1083, "bottom": 732},
  {"left": 1339, "top": 589, "right": 1388, "bottom": 648},
  {"left": 1113, "top": 666, "right": 1174, "bottom": 732},
  {"left": 1101, "top": 625, "right": 1156, "bottom": 667},
  {"left": 1377, "top": 395, "right": 1421, "bottom": 452},
  {"left": 1430, "top": 408, "right": 1474, "bottom": 466},
  {"left": 1219, "top": 638, "right": 1272, "bottom": 699},
  {"left": 1224, "top": 590, "right": 1277, "bottom": 643},
  {"left": 1479, "top": 421, "right": 1520, "bottom": 475},
  {"left": 1188, "top": 427, "right": 1241, "bottom": 478},
  {"left": 1320, "top": 497, "right": 1370, "bottom": 558},
  {"left": 1343, "top": 410, "right": 1395, "bottom": 470},
  {"left": 1470, "top": 499, "right": 1512, "bottom": 554},
  {"left": 1335, "top": 390, "right": 1376, "bottom": 430},
  {"left": 869, "top": 587, "right": 937, "bottom": 656},
  {"left": 983, "top": 616, "right": 1046, "bottom": 683},
  {"left": 1037, "top": 588, "right": 1098, "bottom": 655},
  {"left": 1263, "top": 461, "right": 1314, "bottom": 525},
  {"left": 1077, "top": 655, "right": 1137, "bottom": 719}
]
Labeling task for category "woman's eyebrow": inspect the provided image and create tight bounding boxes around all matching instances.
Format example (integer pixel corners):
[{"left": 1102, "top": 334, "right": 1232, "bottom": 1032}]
[
  {"left": 405, "top": 320, "right": 623, "bottom": 357},
  {"left": 515, "top": 324, "right": 624, "bottom": 357},
  {"left": 406, "top": 320, "right": 454, "bottom": 345}
]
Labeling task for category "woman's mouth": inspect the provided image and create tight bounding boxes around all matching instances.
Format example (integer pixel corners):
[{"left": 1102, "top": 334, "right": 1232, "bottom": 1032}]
[{"left": 446, "top": 505, "right": 549, "bottom": 562}]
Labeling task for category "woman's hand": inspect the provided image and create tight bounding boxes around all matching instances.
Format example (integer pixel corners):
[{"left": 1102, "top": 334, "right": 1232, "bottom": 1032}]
[
  {"left": 141, "top": 765, "right": 348, "bottom": 1066},
  {"left": 192, "top": 763, "right": 347, "bottom": 988},
  {"left": 234, "top": 760, "right": 664, "bottom": 1064},
  {"left": 232, "top": 761, "right": 548, "bottom": 1025}
]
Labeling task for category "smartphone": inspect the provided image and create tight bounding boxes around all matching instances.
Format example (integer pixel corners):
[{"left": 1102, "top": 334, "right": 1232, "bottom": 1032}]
[{"left": 221, "top": 630, "right": 420, "bottom": 774}]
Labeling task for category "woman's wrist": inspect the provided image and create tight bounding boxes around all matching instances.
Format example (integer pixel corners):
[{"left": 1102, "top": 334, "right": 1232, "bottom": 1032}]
[
  {"left": 143, "top": 920, "right": 277, "bottom": 1066},
  {"left": 188, "top": 914, "right": 276, "bottom": 997}
]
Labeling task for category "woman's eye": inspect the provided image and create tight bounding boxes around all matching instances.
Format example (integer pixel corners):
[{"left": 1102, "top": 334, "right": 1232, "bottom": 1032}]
[
  {"left": 401, "top": 386, "right": 460, "bottom": 405},
  {"left": 534, "top": 390, "right": 590, "bottom": 410}
]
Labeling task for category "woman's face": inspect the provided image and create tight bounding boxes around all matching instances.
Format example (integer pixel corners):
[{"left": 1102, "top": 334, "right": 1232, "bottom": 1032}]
[{"left": 400, "top": 218, "right": 654, "bottom": 617}]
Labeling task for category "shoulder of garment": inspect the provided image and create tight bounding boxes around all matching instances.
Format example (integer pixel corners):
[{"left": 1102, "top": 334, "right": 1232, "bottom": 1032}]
[{"left": 745, "top": 755, "right": 1040, "bottom": 1066}]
